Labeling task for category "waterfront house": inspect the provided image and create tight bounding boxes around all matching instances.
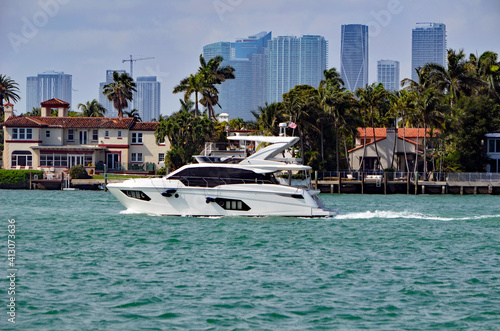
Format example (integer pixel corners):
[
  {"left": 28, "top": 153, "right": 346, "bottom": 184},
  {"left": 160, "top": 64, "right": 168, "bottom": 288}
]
[
  {"left": 348, "top": 127, "right": 439, "bottom": 172},
  {"left": 2, "top": 99, "right": 169, "bottom": 175},
  {"left": 486, "top": 132, "right": 500, "bottom": 173}
]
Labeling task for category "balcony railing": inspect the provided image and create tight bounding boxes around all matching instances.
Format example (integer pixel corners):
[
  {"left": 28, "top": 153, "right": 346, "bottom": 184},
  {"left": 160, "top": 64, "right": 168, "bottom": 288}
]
[{"left": 95, "top": 162, "right": 156, "bottom": 173}]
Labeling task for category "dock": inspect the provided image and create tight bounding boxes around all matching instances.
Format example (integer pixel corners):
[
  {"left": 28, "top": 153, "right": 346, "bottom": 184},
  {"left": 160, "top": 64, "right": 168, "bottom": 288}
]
[{"left": 316, "top": 172, "right": 500, "bottom": 195}]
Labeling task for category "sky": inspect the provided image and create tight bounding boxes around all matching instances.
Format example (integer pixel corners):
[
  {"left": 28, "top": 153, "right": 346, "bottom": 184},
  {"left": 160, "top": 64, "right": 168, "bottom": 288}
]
[{"left": 1, "top": 0, "right": 499, "bottom": 117}]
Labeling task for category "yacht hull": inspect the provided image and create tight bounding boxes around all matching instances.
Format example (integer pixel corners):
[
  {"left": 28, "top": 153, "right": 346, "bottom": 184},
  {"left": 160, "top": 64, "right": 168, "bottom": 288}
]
[{"left": 107, "top": 178, "right": 337, "bottom": 217}]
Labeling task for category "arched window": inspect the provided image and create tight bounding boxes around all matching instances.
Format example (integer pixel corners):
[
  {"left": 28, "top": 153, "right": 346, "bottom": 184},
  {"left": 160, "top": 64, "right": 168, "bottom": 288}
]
[{"left": 11, "top": 151, "right": 32, "bottom": 167}]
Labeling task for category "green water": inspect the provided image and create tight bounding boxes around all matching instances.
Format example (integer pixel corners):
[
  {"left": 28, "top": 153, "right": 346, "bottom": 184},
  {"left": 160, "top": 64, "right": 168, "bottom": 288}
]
[{"left": 1, "top": 190, "right": 499, "bottom": 330}]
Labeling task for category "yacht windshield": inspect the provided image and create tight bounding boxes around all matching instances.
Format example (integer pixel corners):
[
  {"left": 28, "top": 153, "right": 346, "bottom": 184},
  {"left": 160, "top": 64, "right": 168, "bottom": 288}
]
[{"left": 167, "top": 166, "right": 277, "bottom": 187}]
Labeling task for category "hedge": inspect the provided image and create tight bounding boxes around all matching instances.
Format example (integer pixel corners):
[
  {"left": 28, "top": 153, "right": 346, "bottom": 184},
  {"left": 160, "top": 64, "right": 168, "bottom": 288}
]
[{"left": 0, "top": 169, "right": 44, "bottom": 189}]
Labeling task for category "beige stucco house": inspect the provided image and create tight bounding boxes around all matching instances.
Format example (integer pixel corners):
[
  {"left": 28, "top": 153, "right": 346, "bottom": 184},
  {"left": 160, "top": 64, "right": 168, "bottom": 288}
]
[{"left": 2, "top": 99, "right": 169, "bottom": 174}]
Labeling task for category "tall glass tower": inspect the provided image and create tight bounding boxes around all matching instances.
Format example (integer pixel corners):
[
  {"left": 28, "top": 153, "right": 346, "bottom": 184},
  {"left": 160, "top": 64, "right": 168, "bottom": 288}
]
[
  {"left": 134, "top": 76, "right": 161, "bottom": 122},
  {"left": 203, "top": 32, "right": 271, "bottom": 121},
  {"left": 340, "top": 24, "right": 369, "bottom": 91},
  {"left": 26, "top": 71, "right": 72, "bottom": 112},
  {"left": 203, "top": 42, "right": 232, "bottom": 63},
  {"left": 266, "top": 35, "right": 327, "bottom": 103},
  {"left": 411, "top": 23, "right": 446, "bottom": 81},
  {"left": 377, "top": 60, "right": 400, "bottom": 92}
]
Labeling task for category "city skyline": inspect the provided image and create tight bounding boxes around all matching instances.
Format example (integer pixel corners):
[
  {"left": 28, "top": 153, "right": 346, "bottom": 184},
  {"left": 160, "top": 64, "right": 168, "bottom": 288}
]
[
  {"left": 1, "top": 0, "right": 499, "bottom": 117},
  {"left": 26, "top": 70, "right": 72, "bottom": 113}
]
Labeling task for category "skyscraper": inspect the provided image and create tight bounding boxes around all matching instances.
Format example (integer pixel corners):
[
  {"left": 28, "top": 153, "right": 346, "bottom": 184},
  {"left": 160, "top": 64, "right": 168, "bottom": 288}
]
[
  {"left": 203, "top": 42, "right": 232, "bottom": 63},
  {"left": 340, "top": 24, "right": 369, "bottom": 91},
  {"left": 266, "top": 35, "right": 327, "bottom": 103},
  {"left": 266, "top": 36, "right": 300, "bottom": 103},
  {"left": 377, "top": 60, "right": 400, "bottom": 92},
  {"left": 411, "top": 23, "right": 446, "bottom": 81},
  {"left": 134, "top": 76, "right": 161, "bottom": 122},
  {"left": 203, "top": 32, "right": 271, "bottom": 121},
  {"left": 26, "top": 71, "right": 72, "bottom": 112},
  {"left": 99, "top": 70, "right": 128, "bottom": 117},
  {"left": 203, "top": 32, "right": 327, "bottom": 119}
]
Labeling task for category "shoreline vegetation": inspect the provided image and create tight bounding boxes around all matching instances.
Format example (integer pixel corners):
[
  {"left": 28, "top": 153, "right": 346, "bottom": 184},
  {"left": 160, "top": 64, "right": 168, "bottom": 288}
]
[
  {"left": 1, "top": 49, "right": 500, "bottom": 177},
  {"left": 158, "top": 49, "right": 500, "bottom": 174}
]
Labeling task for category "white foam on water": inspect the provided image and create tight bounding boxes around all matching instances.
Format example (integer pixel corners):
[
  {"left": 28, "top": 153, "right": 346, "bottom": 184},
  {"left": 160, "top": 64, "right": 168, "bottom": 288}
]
[
  {"left": 120, "top": 209, "right": 144, "bottom": 215},
  {"left": 334, "top": 210, "right": 500, "bottom": 221}
]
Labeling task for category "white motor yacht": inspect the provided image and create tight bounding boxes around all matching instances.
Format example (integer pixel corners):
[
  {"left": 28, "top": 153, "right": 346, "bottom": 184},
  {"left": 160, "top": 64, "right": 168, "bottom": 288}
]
[{"left": 107, "top": 136, "right": 338, "bottom": 217}]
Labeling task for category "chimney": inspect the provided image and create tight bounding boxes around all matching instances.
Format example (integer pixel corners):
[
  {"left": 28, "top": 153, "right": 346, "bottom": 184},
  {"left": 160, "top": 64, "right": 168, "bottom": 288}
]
[
  {"left": 58, "top": 106, "right": 68, "bottom": 117},
  {"left": 41, "top": 106, "right": 50, "bottom": 117},
  {"left": 4, "top": 103, "right": 14, "bottom": 121},
  {"left": 386, "top": 127, "right": 398, "bottom": 143}
]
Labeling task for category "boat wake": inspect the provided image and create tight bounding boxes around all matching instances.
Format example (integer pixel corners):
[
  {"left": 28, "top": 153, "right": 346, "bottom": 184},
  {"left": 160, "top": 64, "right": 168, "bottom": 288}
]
[{"left": 335, "top": 210, "right": 500, "bottom": 221}]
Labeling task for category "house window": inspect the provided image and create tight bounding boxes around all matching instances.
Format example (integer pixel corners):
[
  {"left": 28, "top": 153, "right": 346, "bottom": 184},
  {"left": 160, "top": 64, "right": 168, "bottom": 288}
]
[
  {"left": 118, "top": 130, "right": 122, "bottom": 139},
  {"left": 79, "top": 131, "right": 88, "bottom": 145},
  {"left": 45, "top": 130, "right": 50, "bottom": 138},
  {"left": 68, "top": 129, "right": 74, "bottom": 141},
  {"left": 158, "top": 153, "right": 165, "bottom": 162},
  {"left": 131, "top": 132, "right": 143, "bottom": 144},
  {"left": 11, "top": 151, "right": 32, "bottom": 167},
  {"left": 489, "top": 139, "right": 500, "bottom": 154},
  {"left": 131, "top": 153, "right": 143, "bottom": 162},
  {"left": 105, "top": 130, "right": 109, "bottom": 138},
  {"left": 92, "top": 129, "right": 98, "bottom": 141},
  {"left": 40, "top": 154, "right": 69, "bottom": 167},
  {"left": 11, "top": 128, "right": 33, "bottom": 140}
]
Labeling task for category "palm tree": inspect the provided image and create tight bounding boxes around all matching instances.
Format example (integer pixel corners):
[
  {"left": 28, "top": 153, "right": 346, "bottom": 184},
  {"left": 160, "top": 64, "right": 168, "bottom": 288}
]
[
  {"left": 472, "top": 51, "right": 500, "bottom": 100},
  {"left": 251, "top": 102, "right": 285, "bottom": 136},
  {"left": 179, "top": 99, "right": 195, "bottom": 113},
  {"left": 321, "top": 84, "right": 355, "bottom": 173},
  {"left": 24, "top": 107, "right": 41, "bottom": 116},
  {"left": 282, "top": 85, "right": 320, "bottom": 163},
  {"left": 402, "top": 66, "right": 434, "bottom": 94},
  {"left": 414, "top": 88, "right": 447, "bottom": 174},
  {"left": 77, "top": 99, "right": 106, "bottom": 117},
  {"left": 0, "top": 75, "right": 21, "bottom": 117},
  {"left": 424, "top": 49, "right": 484, "bottom": 107},
  {"left": 102, "top": 71, "right": 136, "bottom": 118},
  {"left": 355, "top": 83, "right": 389, "bottom": 171},
  {"left": 320, "top": 67, "right": 344, "bottom": 89},
  {"left": 388, "top": 90, "right": 418, "bottom": 172},
  {"left": 198, "top": 54, "right": 235, "bottom": 119},
  {"left": 173, "top": 73, "right": 211, "bottom": 116},
  {"left": 124, "top": 108, "right": 142, "bottom": 122}
]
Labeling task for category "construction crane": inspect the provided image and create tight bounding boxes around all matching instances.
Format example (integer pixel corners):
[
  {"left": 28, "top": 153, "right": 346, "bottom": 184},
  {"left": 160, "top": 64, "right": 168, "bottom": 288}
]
[{"left": 122, "top": 55, "right": 154, "bottom": 78}]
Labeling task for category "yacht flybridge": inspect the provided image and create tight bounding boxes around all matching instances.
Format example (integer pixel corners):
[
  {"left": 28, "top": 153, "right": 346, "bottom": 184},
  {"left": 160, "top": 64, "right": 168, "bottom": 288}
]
[{"left": 107, "top": 135, "right": 338, "bottom": 217}]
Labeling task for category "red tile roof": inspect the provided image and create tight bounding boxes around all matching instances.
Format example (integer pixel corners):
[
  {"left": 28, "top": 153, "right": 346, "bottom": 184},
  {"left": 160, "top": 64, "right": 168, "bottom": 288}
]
[
  {"left": 357, "top": 127, "right": 439, "bottom": 139},
  {"left": 40, "top": 98, "right": 70, "bottom": 108},
  {"left": 3, "top": 116, "right": 157, "bottom": 130},
  {"left": 130, "top": 121, "right": 158, "bottom": 131}
]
